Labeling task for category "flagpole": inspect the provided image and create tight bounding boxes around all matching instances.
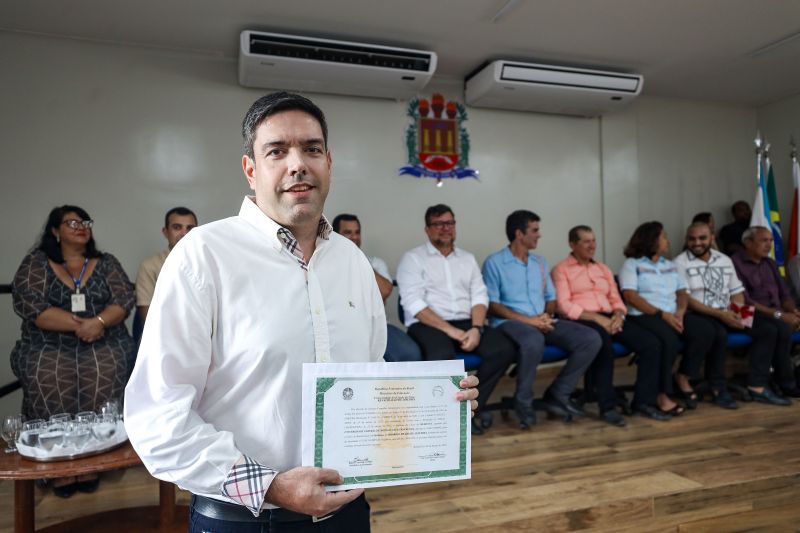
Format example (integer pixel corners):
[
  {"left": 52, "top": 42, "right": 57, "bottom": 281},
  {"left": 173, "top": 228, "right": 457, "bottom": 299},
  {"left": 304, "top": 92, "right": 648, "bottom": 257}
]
[
  {"left": 790, "top": 137, "right": 799, "bottom": 259},
  {"left": 750, "top": 132, "right": 772, "bottom": 230}
]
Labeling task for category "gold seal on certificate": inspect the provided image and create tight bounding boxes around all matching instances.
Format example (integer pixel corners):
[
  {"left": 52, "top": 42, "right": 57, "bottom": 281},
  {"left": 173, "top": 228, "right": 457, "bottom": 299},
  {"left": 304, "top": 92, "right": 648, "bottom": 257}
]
[{"left": 301, "top": 360, "right": 471, "bottom": 491}]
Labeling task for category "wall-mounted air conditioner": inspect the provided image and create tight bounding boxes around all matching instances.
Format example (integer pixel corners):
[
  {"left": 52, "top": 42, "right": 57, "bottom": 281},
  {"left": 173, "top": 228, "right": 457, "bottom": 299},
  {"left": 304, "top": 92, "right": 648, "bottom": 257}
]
[
  {"left": 238, "top": 31, "right": 437, "bottom": 100},
  {"left": 464, "top": 60, "right": 643, "bottom": 117}
]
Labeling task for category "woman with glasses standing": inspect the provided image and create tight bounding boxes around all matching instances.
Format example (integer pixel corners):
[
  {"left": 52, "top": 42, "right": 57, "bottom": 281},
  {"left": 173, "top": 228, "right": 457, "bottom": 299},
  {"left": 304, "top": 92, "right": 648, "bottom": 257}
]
[{"left": 10, "top": 205, "right": 134, "bottom": 497}]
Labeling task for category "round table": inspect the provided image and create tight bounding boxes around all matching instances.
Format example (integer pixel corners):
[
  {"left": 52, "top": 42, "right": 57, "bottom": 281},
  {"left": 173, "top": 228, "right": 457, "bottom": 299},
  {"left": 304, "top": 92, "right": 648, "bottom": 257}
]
[{"left": 0, "top": 441, "right": 187, "bottom": 533}]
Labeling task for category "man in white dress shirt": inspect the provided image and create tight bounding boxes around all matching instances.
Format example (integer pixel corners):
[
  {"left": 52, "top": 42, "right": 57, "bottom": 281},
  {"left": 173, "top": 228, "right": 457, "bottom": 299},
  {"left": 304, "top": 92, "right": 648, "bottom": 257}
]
[
  {"left": 332, "top": 213, "right": 422, "bottom": 363},
  {"left": 397, "top": 204, "right": 515, "bottom": 436},
  {"left": 124, "top": 92, "right": 478, "bottom": 532}
]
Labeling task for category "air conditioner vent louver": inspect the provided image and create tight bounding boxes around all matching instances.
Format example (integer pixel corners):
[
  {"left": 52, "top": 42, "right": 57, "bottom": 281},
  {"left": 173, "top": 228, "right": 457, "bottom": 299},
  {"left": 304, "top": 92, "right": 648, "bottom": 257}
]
[
  {"left": 239, "top": 31, "right": 437, "bottom": 100},
  {"left": 248, "top": 35, "right": 433, "bottom": 72}
]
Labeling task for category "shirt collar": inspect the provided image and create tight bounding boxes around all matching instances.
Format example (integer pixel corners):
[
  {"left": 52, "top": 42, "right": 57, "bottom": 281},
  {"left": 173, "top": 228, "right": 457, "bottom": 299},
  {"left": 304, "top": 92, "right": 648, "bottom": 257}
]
[
  {"left": 502, "top": 246, "right": 536, "bottom": 264},
  {"left": 238, "top": 196, "right": 332, "bottom": 251},
  {"left": 567, "top": 253, "right": 595, "bottom": 265},
  {"left": 425, "top": 241, "right": 460, "bottom": 257}
]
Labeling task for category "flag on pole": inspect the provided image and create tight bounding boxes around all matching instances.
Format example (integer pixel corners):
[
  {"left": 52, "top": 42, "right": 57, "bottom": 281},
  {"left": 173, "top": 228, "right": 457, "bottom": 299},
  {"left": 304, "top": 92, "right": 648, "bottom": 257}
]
[
  {"left": 751, "top": 152, "right": 771, "bottom": 229},
  {"left": 789, "top": 155, "right": 800, "bottom": 259},
  {"left": 765, "top": 156, "right": 784, "bottom": 274}
]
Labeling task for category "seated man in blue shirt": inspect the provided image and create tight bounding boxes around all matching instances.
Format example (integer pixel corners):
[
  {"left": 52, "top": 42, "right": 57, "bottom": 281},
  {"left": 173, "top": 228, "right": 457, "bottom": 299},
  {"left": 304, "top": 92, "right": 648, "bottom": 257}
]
[{"left": 482, "top": 210, "right": 601, "bottom": 428}]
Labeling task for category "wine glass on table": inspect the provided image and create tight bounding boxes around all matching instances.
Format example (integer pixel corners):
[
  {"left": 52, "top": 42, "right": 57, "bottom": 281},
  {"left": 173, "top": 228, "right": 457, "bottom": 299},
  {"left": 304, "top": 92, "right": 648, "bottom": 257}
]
[{"left": 2, "top": 414, "right": 24, "bottom": 454}]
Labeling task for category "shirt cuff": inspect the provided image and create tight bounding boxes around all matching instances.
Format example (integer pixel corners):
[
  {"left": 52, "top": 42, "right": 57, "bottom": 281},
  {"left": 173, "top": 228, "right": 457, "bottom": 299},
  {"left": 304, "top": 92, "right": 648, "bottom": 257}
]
[
  {"left": 221, "top": 454, "right": 277, "bottom": 517},
  {"left": 565, "top": 305, "right": 583, "bottom": 321},
  {"left": 404, "top": 299, "right": 428, "bottom": 321}
]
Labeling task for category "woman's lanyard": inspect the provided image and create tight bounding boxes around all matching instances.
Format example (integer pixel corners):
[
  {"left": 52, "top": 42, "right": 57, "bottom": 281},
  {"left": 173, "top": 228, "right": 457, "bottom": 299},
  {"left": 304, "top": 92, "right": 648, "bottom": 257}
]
[{"left": 65, "top": 258, "right": 89, "bottom": 313}]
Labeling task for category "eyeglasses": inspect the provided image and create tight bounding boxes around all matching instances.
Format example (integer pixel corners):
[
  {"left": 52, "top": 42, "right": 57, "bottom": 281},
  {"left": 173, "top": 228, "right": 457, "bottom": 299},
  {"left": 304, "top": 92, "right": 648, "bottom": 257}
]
[
  {"left": 62, "top": 219, "right": 94, "bottom": 230},
  {"left": 427, "top": 220, "right": 456, "bottom": 229}
]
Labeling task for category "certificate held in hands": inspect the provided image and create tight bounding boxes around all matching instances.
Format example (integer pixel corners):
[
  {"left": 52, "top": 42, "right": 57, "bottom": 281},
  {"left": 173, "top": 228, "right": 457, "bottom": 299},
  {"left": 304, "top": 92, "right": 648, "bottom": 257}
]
[{"left": 301, "top": 360, "right": 471, "bottom": 491}]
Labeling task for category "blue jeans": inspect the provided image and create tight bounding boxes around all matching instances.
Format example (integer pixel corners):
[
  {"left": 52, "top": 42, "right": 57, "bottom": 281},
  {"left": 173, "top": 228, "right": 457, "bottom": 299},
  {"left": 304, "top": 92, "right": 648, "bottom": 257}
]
[
  {"left": 383, "top": 324, "right": 422, "bottom": 362},
  {"left": 499, "top": 319, "right": 600, "bottom": 405}
]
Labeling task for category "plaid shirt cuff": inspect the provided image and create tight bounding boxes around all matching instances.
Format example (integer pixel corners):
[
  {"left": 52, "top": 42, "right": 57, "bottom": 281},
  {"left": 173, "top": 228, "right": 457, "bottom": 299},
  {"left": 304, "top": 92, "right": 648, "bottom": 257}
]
[{"left": 221, "top": 454, "right": 277, "bottom": 517}]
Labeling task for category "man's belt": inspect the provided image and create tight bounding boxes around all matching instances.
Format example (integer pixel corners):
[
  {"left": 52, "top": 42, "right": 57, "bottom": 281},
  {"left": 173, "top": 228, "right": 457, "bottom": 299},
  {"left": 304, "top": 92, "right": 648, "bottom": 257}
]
[{"left": 191, "top": 494, "right": 334, "bottom": 523}]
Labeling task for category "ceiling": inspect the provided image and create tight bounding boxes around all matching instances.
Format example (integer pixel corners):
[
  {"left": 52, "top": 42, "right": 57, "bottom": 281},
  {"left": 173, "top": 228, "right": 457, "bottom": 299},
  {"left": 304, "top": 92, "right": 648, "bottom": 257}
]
[{"left": 4, "top": 0, "right": 800, "bottom": 107}]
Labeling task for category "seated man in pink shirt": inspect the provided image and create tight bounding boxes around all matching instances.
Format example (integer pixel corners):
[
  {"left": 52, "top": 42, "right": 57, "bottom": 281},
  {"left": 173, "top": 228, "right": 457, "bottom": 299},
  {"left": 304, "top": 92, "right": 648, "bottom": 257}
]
[{"left": 552, "top": 225, "right": 668, "bottom": 423}]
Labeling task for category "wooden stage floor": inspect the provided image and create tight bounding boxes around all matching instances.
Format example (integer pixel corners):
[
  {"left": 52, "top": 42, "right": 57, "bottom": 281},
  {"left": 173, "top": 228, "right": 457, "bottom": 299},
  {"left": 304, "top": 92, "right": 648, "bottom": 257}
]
[{"left": 2, "top": 363, "right": 800, "bottom": 532}]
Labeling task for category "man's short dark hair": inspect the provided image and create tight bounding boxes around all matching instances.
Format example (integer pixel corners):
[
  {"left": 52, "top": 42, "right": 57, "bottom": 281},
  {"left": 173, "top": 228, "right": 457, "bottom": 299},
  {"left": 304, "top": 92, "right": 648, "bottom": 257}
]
[
  {"left": 623, "top": 221, "right": 664, "bottom": 258},
  {"left": 731, "top": 200, "right": 749, "bottom": 215},
  {"left": 425, "top": 204, "right": 454, "bottom": 226},
  {"left": 241, "top": 91, "right": 329, "bottom": 160},
  {"left": 568, "top": 225, "right": 593, "bottom": 243},
  {"left": 164, "top": 207, "right": 197, "bottom": 229},
  {"left": 692, "top": 212, "right": 712, "bottom": 224},
  {"left": 505, "top": 210, "right": 540, "bottom": 242},
  {"left": 332, "top": 214, "right": 360, "bottom": 233}
]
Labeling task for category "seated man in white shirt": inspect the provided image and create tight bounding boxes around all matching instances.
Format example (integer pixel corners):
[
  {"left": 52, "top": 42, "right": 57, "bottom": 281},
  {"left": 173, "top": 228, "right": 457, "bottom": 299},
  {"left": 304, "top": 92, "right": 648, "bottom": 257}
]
[
  {"left": 332, "top": 213, "right": 422, "bottom": 362},
  {"left": 135, "top": 206, "right": 197, "bottom": 322},
  {"left": 673, "top": 221, "right": 746, "bottom": 409},
  {"left": 397, "top": 204, "right": 516, "bottom": 435},
  {"left": 124, "top": 93, "right": 479, "bottom": 532}
]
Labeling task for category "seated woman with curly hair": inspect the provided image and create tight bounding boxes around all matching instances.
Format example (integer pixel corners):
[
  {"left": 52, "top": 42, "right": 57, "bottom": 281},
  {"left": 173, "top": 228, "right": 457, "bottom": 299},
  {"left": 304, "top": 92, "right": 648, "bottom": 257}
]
[
  {"left": 11, "top": 205, "right": 135, "bottom": 497},
  {"left": 619, "top": 221, "right": 704, "bottom": 419}
]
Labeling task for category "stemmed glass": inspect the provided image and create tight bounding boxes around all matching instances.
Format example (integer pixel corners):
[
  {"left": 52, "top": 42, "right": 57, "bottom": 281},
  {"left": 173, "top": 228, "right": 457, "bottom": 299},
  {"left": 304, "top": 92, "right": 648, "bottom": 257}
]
[
  {"left": 2, "top": 414, "right": 24, "bottom": 454},
  {"left": 99, "top": 400, "right": 120, "bottom": 421}
]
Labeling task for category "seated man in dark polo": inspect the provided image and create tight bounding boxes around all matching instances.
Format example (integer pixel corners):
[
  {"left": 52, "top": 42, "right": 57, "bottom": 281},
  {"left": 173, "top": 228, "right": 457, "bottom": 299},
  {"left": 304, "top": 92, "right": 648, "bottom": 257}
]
[
  {"left": 718, "top": 201, "right": 751, "bottom": 256},
  {"left": 396, "top": 204, "right": 516, "bottom": 435},
  {"left": 732, "top": 226, "right": 800, "bottom": 402}
]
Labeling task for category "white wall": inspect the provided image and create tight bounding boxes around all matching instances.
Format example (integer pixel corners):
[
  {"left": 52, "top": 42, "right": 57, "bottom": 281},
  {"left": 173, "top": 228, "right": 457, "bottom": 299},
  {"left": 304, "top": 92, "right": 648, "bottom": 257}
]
[
  {"left": 0, "top": 31, "right": 758, "bottom": 415},
  {"left": 757, "top": 93, "right": 800, "bottom": 228}
]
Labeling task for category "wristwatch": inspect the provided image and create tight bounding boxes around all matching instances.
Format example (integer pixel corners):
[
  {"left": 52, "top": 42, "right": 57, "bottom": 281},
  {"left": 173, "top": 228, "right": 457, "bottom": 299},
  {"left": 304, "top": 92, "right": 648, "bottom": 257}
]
[
  {"left": 470, "top": 325, "right": 485, "bottom": 334},
  {"left": 774, "top": 310, "right": 783, "bottom": 319},
  {"left": 654, "top": 309, "right": 663, "bottom": 319}
]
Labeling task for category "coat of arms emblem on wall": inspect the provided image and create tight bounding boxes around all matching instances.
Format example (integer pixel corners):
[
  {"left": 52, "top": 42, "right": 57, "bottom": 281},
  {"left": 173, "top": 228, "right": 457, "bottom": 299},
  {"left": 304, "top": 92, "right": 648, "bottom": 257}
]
[{"left": 399, "top": 93, "right": 479, "bottom": 183}]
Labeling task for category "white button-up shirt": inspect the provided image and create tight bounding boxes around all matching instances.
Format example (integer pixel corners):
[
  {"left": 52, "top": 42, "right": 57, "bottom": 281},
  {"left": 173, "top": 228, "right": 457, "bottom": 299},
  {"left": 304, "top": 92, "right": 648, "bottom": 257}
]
[
  {"left": 673, "top": 249, "right": 744, "bottom": 309},
  {"left": 396, "top": 242, "right": 489, "bottom": 327},
  {"left": 124, "top": 197, "right": 386, "bottom": 507}
]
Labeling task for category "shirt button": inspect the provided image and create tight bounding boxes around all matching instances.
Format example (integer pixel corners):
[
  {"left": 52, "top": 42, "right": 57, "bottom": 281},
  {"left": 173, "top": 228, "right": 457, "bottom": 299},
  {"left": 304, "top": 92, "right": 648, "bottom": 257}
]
[{"left": 315, "top": 308, "right": 321, "bottom": 315}]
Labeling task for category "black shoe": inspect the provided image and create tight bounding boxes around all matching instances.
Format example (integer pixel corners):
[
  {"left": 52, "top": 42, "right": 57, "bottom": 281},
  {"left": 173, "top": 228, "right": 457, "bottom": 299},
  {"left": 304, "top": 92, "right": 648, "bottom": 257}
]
[
  {"left": 674, "top": 376, "right": 698, "bottom": 409},
  {"left": 632, "top": 404, "right": 672, "bottom": 421},
  {"left": 53, "top": 483, "right": 78, "bottom": 499},
  {"left": 514, "top": 400, "right": 537, "bottom": 430},
  {"left": 712, "top": 389, "right": 738, "bottom": 410},
  {"left": 750, "top": 387, "right": 792, "bottom": 406},
  {"left": 477, "top": 411, "right": 493, "bottom": 429},
  {"left": 471, "top": 417, "right": 484, "bottom": 435},
  {"left": 76, "top": 479, "right": 100, "bottom": 493},
  {"left": 543, "top": 391, "right": 586, "bottom": 418},
  {"left": 601, "top": 409, "right": 627, "bottom": 427},
  {"left": 780, "top": 386, "right": 800, "bottom": 399}
]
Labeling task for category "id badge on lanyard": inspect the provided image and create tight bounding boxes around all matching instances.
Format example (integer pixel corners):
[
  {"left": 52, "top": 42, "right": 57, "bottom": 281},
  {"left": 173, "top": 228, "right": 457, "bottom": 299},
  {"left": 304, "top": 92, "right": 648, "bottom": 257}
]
[
  {"left": 67, "top": 258, "right": 89, "bottom": 313},
  {"left": 71, "top": 292, "right": 86, "bottom": 313}
]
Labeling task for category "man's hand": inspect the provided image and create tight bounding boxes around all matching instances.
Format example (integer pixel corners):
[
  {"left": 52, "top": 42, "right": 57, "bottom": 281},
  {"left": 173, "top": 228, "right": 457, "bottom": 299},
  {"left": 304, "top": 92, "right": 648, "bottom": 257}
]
[
  {"left": 73, "top": 315, "right": 104, "bottom": 343},
  {"left": 592, "top": 315, "right": 614, "bottom": 334},
  {"left": 460, "top": 328, "right": 481, "bottom": 352},
  {"left": 527, "top": 313, "right": 555, "bottom": 333},
  {"left": 265, "top": 467, "right": 363, "bottom": 517},
  {"left": 609, "top": 314, "right": 625, "bottom": 334},
  {"left": 456, "top": 375, "right": 479, "bottom": 417},
  {"left": 717, "top": 309, "right": 745, "bottom": 330},
  {"left": 446, "top": 326, "right": 468, "bottom": 343},
  {"left": 662, "top": 312, "right": 684, "bottom": 333},
  {"left": 780, "top": 312, "right": 800, "bottom": 330}
]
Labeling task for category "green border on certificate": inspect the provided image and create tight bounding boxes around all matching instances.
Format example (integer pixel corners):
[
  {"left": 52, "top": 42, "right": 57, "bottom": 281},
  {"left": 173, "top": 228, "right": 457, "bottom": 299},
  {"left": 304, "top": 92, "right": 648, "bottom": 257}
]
[{"left": 314, "top": 376, "right": 468, "bottom": 485}]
